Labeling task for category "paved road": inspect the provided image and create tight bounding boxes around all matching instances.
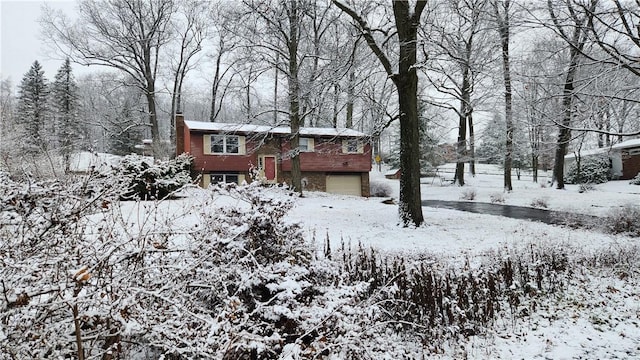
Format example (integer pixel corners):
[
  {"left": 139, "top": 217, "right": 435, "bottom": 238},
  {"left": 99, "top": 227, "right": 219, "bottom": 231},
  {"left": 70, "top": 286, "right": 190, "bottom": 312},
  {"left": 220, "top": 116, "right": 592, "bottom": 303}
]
[{"left": 422, "top": 200, "right": 602, "bottom": 227}]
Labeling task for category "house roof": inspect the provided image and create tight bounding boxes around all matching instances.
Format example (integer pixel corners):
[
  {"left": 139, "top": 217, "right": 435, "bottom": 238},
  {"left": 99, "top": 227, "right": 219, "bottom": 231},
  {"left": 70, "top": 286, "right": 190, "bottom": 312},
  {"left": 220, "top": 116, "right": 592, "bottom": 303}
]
[
  {"left": 184, "top": 120, "right": 367, "bottom": 138},
  {"left": 564, "top": 147, "right": 609, "bottom": 159},
  {"left": 611, "top": 138, "right": 640, "bottom": 150}
]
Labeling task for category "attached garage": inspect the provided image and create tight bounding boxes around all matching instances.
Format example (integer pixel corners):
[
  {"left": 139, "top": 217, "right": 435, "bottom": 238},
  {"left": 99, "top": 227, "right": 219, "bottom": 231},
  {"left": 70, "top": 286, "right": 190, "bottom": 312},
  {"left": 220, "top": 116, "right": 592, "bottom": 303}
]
[{"left": 326, "top": 174, "right": 362, "bottom": 196}]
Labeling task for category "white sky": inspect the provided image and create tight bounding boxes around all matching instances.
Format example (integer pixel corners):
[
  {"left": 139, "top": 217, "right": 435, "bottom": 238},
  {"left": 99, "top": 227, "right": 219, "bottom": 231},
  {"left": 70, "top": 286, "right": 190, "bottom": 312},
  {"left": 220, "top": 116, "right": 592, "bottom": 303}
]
[{"left": 1, "top": 0, "right": 78, "bottom": 87}]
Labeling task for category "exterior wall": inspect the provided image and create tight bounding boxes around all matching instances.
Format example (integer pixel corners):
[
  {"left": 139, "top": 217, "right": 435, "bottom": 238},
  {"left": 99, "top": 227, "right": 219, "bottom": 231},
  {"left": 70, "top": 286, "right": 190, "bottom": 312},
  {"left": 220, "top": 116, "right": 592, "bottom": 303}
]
[
  {"left": 621, "top": 148, "right": 640, "bottom": 180},
  {"left": 179, "top": 124, "right": 371, "bottom": 196},
  {"left": 360, "top": 172, "right": 370, "bottom": 197},
  {"left": 280, "top": 139, "right": 372, "bottom": 172},
  {"left": 189, "top": 132, "right": 273, "bottom": 173}
]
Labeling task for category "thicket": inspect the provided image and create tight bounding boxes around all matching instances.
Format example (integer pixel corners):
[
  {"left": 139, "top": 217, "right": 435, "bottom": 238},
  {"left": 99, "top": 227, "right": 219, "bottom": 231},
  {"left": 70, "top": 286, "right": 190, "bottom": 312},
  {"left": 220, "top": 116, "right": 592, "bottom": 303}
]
[{"left": 630, "top": 173, "right": 640, "bottom": 185}]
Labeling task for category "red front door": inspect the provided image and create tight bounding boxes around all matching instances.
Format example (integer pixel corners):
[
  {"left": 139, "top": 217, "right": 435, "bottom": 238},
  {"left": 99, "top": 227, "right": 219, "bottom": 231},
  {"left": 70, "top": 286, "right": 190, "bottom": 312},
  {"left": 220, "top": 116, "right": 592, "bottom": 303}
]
[{"left": 264, "top": 156, "right": 276, "bottom": 181}]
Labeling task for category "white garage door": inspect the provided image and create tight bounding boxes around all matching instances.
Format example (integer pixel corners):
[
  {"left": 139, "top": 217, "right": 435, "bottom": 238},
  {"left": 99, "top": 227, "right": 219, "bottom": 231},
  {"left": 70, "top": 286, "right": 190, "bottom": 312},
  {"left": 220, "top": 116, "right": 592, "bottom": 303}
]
[{"left": 326, "top": 174, "right": 362, "bottom": 196}]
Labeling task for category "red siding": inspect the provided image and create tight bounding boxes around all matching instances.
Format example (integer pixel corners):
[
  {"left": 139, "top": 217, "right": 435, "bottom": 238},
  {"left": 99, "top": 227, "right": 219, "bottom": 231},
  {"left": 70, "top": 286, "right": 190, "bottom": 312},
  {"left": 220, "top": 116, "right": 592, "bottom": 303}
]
[
  {"left": 189, "top": 133, "right": 258, "bottom": 172},
  {"left": 622, "top": 149, "right": 640, "bottom": 180},
  {"left": 188, "top": 131, "right": 371, "bottom": 174},
  {"left": 280, "top": 139, "right": 372, "bottom": 172}
]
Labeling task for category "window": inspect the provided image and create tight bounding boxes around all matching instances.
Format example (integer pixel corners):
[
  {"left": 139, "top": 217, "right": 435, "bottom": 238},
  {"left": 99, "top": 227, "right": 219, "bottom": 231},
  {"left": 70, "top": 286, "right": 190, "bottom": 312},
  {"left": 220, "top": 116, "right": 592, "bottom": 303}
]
[
  {"left": 630, "top": 148, "right": 640, "bottom": 156},
  {"left": 210, "top": 173, "right": 239, "bottom": 184},
  {"left": 298, "top": 137, "right": 314, "bottom": 152},
  {"left": 342, "top": 139, "right": 363, "bottom": 154},
  {"left": 206, "top": 134, "right": 243, "bottom": 154}
]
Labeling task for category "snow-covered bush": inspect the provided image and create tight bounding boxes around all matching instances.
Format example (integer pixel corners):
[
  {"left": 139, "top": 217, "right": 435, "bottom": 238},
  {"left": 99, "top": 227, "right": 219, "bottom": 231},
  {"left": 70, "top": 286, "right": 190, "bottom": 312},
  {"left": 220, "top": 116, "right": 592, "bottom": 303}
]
[
  {"left": 490, "top": 192, "right": 505, "bottom": 203},
  {"left": 104, "top": 153, "right": 194, "bottom": 200},
  {"left": 630, "top": 173, "right": 640, "bottom": 185},
  {"left": 1, "top": 180, "right": 389, "bottom": 359},
  {"left": 369, "top": 180, "right": 393, "bottom": 197},
  {"left": 603, "top": 205, "right": 640, "bottom": 237},
  {"left": 460, "top": 188, "right": 477, "bottom": 200},
  {"left": 530, "top": 197, "right": 548, "bottom": 208},
  {"left": 564, "top": 155, "right": 610, "bottom": 184}
]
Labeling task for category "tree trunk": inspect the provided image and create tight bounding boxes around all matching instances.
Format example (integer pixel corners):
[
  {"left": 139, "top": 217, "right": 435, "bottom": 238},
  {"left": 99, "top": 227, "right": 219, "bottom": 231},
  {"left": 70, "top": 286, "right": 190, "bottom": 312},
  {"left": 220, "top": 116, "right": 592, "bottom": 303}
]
[
  {"left": 496, "top": 0, "right": 514, "bottom": 191},
  {"left": 532, "top": 154, "right": 538, "bottom": 183},
  {"left": 210, "top": 51, "right": 223, "bottom": 122},
  {"left": 346, "top": 68, "right": 355, "bottom": 128},
  {"left": 393, "top": 1, "right": 425, "bottom": 227},
  {"left": 396, "top": 71, "right": 423, "bottom": 226},
  {"left": 455, "top": 68, "right": 470, "bottom": 186},
  {"left": 273, "top": 52, "right": 279, "bottom": 125},
  {"left": 332, "top": 83, "right": 339, "bottom": 128},
  {"left": 288, "top": 0, "right": 303, "bottom": 194},
  {"left": 468, "top": 110, "right": 476, "bottom": 177},
  {"left": 553, "top": 47, "right": 581, "bottom": 189}
]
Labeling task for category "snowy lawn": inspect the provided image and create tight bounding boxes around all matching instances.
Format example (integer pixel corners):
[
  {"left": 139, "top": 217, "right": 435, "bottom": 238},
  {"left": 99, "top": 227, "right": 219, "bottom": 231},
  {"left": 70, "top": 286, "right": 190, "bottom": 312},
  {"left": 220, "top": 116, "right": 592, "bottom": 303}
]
[
  {"left": 3, "top": 164, "right": 639, "bottom": 359},
  {"left": 282, "top": 164, "right": 640, "bottom": 359}
]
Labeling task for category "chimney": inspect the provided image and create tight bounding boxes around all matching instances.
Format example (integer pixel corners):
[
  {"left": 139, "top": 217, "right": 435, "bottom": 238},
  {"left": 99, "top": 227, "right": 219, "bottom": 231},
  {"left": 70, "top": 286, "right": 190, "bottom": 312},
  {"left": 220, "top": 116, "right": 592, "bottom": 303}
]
[{"left": 176, "top": 113, "right": 185, "bottom": 157}]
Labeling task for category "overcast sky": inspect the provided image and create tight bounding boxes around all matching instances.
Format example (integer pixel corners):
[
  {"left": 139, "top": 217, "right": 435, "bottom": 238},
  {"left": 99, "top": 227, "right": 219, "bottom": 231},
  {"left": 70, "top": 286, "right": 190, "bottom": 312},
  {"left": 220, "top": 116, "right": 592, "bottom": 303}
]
[{"left": 1, "top": 0, "right": 78, "bottom": 86}]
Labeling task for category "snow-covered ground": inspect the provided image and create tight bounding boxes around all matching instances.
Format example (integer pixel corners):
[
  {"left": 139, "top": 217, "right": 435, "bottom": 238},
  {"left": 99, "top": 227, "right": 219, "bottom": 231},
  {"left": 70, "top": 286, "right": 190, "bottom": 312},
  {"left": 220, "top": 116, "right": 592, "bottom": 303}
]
[
  {"left": 288, "top": 164, "right": 639, "bottom": 256},
  {"left": 281, "top": 164, "right": 640, "bottom": 359}
]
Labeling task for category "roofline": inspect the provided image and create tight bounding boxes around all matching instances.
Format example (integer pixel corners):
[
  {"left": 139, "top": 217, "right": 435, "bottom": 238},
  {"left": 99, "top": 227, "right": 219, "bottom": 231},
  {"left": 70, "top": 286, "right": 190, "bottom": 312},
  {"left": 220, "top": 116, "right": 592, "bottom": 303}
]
[{"left": 183, "top": 120, "right": 368, "bottom": 138}]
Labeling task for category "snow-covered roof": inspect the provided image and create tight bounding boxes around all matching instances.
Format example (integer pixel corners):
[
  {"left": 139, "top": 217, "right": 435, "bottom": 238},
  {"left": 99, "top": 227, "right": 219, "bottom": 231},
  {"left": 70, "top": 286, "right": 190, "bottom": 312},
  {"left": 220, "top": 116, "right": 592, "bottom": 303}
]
[
  {"left": 184, "top": 120, "right": 367, "bottom": 138},
  {"left": 611, "top": 138, "right": 640, "bottom": 150},
  {"left": 564, "top": 147, "right": 609, "bottom": 159}
]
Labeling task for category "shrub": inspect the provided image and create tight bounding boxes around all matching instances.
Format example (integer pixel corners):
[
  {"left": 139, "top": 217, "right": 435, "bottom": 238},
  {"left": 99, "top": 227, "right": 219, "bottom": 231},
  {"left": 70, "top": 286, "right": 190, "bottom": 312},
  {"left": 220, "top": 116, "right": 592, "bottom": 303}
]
[
  {"left": 530, "top": 197, "right": 548, "bottom": 208},
  {"left": 490, "top": 192, "right": 505, "bottom": 204},
  {"left": 564, "top": 155, "right": 610, "bottom": 184},
  {"left": 106, "top": 153, "right": 194, "bottom": 200},
  {"left": 630, "top": 173, "right": 640, "bottom": 185},
  {"left": 460, "top": 188, "right": 477, "bottom": 200},
  {"left": 579, "top": 183, "right": 595, "bottom": 193},
  {"left": 604, "top": 205, "right": 640, "bottom": 236},
  {"left": 370, "top": 180, "right": 393, "bottom": 197}
]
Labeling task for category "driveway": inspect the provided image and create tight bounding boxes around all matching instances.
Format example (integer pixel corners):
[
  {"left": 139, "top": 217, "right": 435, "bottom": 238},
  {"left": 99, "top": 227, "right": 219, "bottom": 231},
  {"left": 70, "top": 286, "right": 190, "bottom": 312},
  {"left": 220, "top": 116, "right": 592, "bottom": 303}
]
[{"left": 422, "top": 200, "right": 602, "bottom": 228}]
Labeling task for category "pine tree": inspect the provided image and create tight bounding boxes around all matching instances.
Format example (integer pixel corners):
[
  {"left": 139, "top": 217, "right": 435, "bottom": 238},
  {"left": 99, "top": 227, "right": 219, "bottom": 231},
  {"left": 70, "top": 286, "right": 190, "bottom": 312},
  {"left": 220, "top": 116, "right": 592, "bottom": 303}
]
[
  {"left": 17, "top": 61, "right": 49, "bottom": 154},
  {"left": 51, "top": 58, "right": 82, "bottom": 171}
]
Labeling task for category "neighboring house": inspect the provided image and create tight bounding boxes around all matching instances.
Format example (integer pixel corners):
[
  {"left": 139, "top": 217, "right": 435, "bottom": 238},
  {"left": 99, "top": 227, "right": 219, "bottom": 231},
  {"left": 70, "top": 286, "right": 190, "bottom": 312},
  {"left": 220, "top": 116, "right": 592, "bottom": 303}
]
[
  {"left": 176, "top": 114, "right": 372, "bottom": 196},
  {"left": 564, "top": 138, "right": 640, "bottom": 180},
  {"left": 385, "top": 169, "right": 401, "bottom": 179}
]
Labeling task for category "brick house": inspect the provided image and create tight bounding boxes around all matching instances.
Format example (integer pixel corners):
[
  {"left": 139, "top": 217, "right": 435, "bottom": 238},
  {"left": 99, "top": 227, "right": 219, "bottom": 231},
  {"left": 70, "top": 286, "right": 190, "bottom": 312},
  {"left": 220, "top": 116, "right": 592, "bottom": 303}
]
[
  {"left": 176, "top": 114, "right": 372, "bottom": 196},
  {"left": 564, "top": 138, "right": 640, "bottom": 180}
]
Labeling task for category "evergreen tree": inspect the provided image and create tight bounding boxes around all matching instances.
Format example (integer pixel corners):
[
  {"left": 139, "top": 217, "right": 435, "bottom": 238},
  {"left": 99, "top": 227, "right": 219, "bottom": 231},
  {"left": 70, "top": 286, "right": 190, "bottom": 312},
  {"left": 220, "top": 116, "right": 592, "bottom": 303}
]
[
  {"left": 17, "top": 61, "right": 49, "bottom": 154},
  {"left": 51, "top": 58, "right": 82, "bottom": 171}
]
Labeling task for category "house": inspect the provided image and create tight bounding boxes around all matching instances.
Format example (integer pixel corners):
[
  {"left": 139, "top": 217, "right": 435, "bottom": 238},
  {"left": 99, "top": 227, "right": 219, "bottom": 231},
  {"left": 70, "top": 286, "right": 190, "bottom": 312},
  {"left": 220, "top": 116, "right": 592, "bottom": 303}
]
[
  {"left": 564, "top": 138, "right": 640, "bottom": 180},
  {"left": 176, "top": 114, "right": 372, "bottom": 196},
  {"left": 384, "top": 169, "right": 401, "bottom": 179},
  {"left": 612, "top": 138, "right": 640, "bottom": 179}
]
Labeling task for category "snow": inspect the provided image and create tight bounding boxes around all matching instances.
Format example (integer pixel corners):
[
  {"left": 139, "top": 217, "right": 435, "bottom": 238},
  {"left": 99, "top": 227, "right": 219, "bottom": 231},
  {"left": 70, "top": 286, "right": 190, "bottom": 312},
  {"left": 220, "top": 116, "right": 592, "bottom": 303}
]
[
  {"left": 68, "top": 151, "right": 124, "bottom": 173},
  {"left": 184, "top": 120, "right": 366, "bottom": 138},
  {"left": 280, "top": 164, "right": 640, "bottom": 358},
  {"left": 4, "top": 163, "right": 639, "bottom": 358},
  {"left": 612, "top": 137, "right": 640, "bottom": 149}
]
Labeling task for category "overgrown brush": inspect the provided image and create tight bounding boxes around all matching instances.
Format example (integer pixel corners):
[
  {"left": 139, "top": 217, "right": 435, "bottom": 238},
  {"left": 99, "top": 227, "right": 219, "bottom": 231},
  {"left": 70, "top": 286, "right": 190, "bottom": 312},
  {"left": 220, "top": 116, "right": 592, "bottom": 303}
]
[
  {"left": 334, "top": 241, "right": 571, "bottom": 350},
  {"left": 603, "top": 205, "right": 640, "bottom": 237}
]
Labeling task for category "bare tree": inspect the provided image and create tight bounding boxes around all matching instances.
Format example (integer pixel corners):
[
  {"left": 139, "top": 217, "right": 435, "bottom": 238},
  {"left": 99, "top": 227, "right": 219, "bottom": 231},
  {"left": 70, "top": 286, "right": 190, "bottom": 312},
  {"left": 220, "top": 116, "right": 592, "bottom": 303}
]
[
  {"left": 167, "top": 0, "right": 207, "bottom": 156},
  {"left": 207, "top": 3, "right": 242, "bottom": 122},
  {"left": 493, "top": 0, "right": 515, "bottom": 191},
  {"left": 333, "top": 0, "right": 427, "bottom": 226},
  {"left": 41, "top": 0, "right": 174, "bottom": 158},
  {"left": 424, "top": 0, "right": 495, "bottom": 185},
  {"left": 547, "top": 0, "right": 594, "bottom": 189}
]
